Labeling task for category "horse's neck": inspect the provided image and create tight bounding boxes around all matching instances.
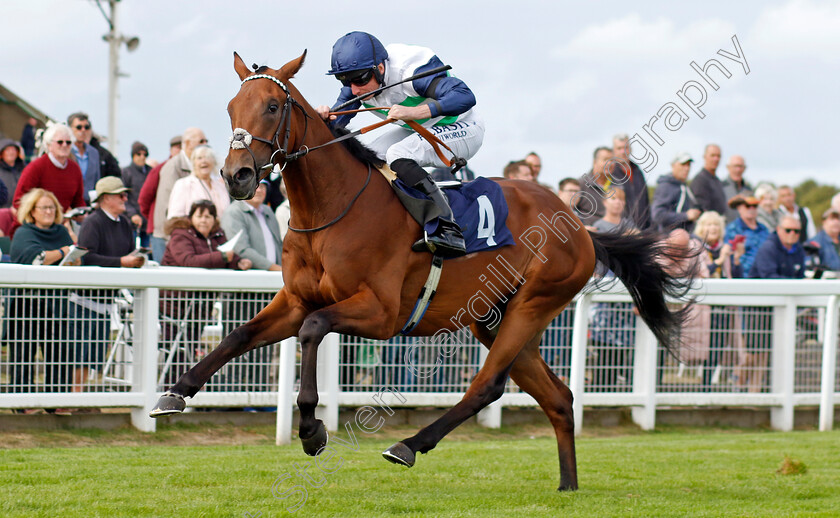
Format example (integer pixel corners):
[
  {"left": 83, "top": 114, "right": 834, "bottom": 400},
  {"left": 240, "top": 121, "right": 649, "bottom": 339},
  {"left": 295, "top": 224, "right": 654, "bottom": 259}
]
[{"left": 283, "top": 142, "right": 370, "bottom": 229}]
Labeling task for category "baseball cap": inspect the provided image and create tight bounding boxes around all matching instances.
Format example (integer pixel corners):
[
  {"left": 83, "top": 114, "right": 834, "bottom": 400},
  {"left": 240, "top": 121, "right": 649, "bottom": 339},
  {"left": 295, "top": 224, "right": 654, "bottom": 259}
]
[{"left": 671, "top": 151, "right": 693, "bottom": 165}]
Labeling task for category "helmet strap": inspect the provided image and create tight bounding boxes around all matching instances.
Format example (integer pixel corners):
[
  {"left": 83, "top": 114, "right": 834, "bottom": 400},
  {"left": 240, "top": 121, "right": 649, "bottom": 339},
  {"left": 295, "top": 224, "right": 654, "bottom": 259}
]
[{"left": 373, "top": 62, "right": 386, "bottom": 88}]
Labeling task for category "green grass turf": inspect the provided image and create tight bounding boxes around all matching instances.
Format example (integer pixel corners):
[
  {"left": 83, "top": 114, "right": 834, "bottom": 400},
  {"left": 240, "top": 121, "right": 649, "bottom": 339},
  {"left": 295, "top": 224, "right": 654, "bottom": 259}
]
[{"left": 1, "top": 425, "right": 839, "bottom": 517}]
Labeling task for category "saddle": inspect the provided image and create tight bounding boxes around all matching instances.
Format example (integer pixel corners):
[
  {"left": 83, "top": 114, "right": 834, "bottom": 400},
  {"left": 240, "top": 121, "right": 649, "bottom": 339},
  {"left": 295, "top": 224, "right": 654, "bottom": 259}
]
[{"left": 378, "top": 165, "right": 515, "bottom": 255}]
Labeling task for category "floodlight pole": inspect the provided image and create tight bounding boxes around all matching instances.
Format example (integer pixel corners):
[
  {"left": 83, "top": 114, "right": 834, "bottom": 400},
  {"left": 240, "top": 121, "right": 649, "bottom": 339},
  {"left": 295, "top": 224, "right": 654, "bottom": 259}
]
[
  {"left": 100, "top": 0, "right": 138, "bottom": 155},
  {"left": 106, "top": 0, "right": 120, "bottom": 154}
]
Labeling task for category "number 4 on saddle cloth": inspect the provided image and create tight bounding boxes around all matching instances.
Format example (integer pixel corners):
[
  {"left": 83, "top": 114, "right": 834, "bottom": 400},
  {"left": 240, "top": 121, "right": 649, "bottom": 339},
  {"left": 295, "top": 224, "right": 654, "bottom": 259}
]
[{"left": 391, "top": 177, "right": 515, "bottom": 256}]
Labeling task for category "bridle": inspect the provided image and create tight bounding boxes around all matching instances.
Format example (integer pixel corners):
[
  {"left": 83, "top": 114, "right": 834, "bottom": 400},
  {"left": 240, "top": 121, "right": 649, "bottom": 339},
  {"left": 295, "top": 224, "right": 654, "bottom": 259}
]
[
  {"left": 228, "top": 72, "right": 372, "bottom": 233},
  {"left": 228, "top": 74, "right": 312, "bottom": 176}
]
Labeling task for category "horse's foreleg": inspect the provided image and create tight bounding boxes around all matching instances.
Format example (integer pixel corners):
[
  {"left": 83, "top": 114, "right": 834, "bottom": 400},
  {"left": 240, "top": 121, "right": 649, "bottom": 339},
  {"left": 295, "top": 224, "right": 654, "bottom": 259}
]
[
  {"left": 150, "top": 289, "right": 306, "bottom": 417},
  {"left": 296, "top": 290, "right": 393, "bottom": 455}
]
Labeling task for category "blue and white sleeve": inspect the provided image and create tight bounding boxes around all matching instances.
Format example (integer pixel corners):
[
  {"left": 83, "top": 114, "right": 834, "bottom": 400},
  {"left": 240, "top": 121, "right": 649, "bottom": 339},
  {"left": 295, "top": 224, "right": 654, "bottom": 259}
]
[
  {"left": 412, "top": 56, "right": 476, "bottom": 118},
  {"left": 329, "top": 86, "right": 359, "bottom": 128}
]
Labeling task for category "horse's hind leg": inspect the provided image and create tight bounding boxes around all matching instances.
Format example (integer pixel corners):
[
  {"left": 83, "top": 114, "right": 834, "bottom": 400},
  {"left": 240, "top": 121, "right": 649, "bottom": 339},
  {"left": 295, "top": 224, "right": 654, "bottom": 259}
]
[
  {"left": 150, "top": 289, "right": 306, "bottom": 417},
  {"left": 510, "top": 341, "right": 578, "bottom": 490},
  {"left": 382, "top": 313, "right": 541, "bottom": 469},
  {"left": 473, "top": 321, "right": 577, "bottom": 490}
]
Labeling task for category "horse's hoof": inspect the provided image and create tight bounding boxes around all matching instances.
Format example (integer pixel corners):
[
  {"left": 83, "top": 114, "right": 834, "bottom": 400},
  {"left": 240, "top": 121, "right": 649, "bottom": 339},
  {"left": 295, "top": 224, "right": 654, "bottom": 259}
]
[
  {"left": 149, "top": 393, "right": 186, "bottom": 417},
  {"left": 300, "top": 420, "right": 328, "bottom": 456},
  {"left": 382, "top": 442, "right": 415, "bottom": 467}
]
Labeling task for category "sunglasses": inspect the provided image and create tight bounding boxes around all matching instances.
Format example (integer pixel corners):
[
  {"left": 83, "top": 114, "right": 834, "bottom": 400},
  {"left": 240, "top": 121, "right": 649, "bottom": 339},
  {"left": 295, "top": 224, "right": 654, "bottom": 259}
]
[
  {"left": 782, "top": 228, "right": 801, "bottom": 234},
  {"left": 336, "top": 68, "right": 375, "bottom": 87},
  {"left": 744, "top": 204, "right": 758, "bottom": 208},
  {"left": 135, "top": 151, "right": 148, "bottom": 157},
  {"left": 54, "top": 140, "right": 72, "bottom": 146},
  {"left": 74, "top": 124, "right": 91, "bottom": 130},
  {"left": 198, "top": 139, "right": 208, "bottom": 144}
]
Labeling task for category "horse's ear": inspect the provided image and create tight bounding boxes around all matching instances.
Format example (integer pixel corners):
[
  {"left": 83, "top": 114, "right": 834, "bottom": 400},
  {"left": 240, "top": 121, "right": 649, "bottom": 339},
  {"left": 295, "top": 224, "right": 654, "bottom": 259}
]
[
  {"left": 278, "top": 50, "right": 307, "bottom": 80},
  {"left": 233, "top": 52, "right": 251, "bottom": 81}
]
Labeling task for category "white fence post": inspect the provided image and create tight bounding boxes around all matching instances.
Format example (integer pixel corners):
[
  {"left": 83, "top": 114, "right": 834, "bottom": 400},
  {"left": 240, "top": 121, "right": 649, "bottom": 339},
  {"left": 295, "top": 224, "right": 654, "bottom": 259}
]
[
  {"left": 477, "top": 345, "right": 502, "bottom": 428},
  {"left": 275, "top": 337, "right": 297, "bottom": 445},
  {"left": 820, "top": 295, "right": 839, "bottom": 431},
  {"left": 323, "top": 333, "right": 340, "bottom": 432},
  {"left": 570, "top": 295, "right": 591, "bottom": 435},
  {"left": 131, "top": 287, "right": 158, "bottom": 432},
  {"left": 771, "top": 300, "right": 796, "bottom": 431},
  {"left": 631, "top": 318, "right": 657, "bottom": 431}
]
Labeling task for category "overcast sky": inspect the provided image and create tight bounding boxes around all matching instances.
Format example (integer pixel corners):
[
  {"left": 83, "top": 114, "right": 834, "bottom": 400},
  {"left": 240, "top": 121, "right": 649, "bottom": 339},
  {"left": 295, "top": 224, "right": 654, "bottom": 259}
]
[{"left": 3, "top": 0, "right": 837, "bottom": 189}]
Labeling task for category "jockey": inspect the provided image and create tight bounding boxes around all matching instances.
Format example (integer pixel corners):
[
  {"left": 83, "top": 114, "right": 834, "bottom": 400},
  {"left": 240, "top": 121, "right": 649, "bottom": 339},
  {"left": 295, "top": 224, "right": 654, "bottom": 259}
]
[{"left": 317, "top": 31, "right": 485, "bottom": 258}]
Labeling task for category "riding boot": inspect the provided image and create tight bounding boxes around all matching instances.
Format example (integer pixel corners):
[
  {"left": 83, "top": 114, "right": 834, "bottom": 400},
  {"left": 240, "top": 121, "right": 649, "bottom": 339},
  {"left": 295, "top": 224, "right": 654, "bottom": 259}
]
[{"left": 390, "top": 158, "right": 466, "bottom": 258}]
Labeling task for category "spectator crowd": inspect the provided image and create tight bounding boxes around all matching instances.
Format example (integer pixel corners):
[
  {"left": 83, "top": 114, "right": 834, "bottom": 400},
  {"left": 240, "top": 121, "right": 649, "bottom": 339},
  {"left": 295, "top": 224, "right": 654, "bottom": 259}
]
[
  {"left": 505, "top": 137, "right": 839, "bottom": 394},
  {"left": 2, "top": 111, "right": 839, "bottom": 407},
  {"left": 0, "top": 115, "right": 287, "bottom": 409}
]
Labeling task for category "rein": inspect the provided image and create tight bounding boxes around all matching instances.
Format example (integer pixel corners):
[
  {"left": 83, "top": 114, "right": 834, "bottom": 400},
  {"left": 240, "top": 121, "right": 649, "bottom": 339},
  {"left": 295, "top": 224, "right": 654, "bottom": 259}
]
[
  {"left": 327, "top": 106, "right": 460, "bottom": 167},
  {"left": 287, "top": 163, "right": 372, "bottom": 233}
]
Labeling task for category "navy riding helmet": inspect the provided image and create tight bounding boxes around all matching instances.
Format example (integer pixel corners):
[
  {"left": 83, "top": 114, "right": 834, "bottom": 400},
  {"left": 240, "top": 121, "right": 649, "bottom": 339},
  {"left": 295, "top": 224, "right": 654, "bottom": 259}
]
[{"left": 327, "top": 31, "right": 388, "bottom": 84}]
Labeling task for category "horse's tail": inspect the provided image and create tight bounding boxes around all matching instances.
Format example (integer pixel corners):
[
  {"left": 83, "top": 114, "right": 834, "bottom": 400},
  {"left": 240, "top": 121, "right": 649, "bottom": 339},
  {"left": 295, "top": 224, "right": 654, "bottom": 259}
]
[{"left": 587, "top": 228, "right": 697, "bottom": 355}]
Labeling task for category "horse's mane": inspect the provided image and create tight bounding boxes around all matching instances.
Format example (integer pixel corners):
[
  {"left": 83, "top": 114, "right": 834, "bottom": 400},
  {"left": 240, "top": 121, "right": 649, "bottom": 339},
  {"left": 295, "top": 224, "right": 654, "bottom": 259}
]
[{"left": 330, "top": 127, "right": 385, "bottom": 168}]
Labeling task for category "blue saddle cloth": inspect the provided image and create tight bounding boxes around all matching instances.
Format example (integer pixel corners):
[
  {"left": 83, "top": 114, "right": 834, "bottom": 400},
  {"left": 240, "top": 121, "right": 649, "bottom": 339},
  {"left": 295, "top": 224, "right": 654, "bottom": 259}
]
[{"left": 392, "top": 177, "right": 515, "bottom": 255}]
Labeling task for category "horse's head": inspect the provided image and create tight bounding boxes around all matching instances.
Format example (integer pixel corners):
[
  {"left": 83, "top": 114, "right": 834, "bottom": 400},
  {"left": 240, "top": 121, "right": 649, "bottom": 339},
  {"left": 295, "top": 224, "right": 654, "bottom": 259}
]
[{"left": 223, "top": 51, "right": 307, "bottom": 199}]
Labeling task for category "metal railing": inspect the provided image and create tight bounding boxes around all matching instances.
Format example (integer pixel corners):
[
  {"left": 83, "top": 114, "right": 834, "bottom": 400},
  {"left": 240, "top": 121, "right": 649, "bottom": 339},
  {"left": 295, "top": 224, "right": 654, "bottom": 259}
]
[{"left": 0, "top": 264, "right": 838, "bottom": 438}]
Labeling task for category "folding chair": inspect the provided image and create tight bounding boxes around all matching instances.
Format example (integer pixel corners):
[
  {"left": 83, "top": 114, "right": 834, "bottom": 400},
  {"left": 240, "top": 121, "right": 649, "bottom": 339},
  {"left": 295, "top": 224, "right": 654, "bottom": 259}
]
[
  {"left": 157, "top": 300, "right": 196, "bottom": 386},
  {"left": 101, "top": 289, "right": 135, "bottom": 386}
]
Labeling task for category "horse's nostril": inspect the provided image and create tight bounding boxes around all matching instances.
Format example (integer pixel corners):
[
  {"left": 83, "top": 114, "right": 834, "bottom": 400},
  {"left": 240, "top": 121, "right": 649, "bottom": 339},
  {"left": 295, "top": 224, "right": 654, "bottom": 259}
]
[{"left": 234, "top": 168, "right": 254, "bottom": 184}]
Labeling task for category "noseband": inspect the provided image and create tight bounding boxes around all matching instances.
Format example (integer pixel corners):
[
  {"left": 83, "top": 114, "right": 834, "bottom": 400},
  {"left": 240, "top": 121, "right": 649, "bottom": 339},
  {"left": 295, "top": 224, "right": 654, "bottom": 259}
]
[{"left": 228, "top": 74, "right": 311, "bottom": 175}]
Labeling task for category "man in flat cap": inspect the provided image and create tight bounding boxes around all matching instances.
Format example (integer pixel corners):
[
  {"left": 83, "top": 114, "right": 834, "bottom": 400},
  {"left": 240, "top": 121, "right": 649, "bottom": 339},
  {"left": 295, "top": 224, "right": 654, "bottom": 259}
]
[{"left": 79, "top": 176, "right": 144, "bottom": 268}]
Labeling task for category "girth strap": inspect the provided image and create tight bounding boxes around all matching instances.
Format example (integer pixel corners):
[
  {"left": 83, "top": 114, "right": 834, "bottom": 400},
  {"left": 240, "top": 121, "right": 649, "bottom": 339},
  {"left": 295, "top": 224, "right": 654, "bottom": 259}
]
[{"left": 400, "top": 254, "right": 445, "bottom": 334}]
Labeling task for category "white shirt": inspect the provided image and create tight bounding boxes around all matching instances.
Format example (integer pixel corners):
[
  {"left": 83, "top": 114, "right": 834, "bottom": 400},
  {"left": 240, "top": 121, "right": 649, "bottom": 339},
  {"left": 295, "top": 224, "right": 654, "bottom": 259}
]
[
  {"left": 48, "top": 152, "right": 68, "bottom": 169},
  {"left": 275, "top": 200, "right": 291, "bottom": 242},
  {"left": 778, "top": 204, "right": 817, "bottom": 239}
]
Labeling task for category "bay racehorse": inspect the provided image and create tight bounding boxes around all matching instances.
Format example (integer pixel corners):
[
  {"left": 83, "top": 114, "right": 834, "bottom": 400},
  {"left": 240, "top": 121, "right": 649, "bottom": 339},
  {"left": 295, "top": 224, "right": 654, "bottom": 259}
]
[{"left": 150, "top": 51, "right": 694, "bottom": 491}]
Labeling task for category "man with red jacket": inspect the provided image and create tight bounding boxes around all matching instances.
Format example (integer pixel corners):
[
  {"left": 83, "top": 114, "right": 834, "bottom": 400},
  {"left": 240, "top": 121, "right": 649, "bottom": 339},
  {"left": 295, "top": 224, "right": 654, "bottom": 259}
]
[{"left": 139, "top": 136, "right": 182, "bottom": 262}]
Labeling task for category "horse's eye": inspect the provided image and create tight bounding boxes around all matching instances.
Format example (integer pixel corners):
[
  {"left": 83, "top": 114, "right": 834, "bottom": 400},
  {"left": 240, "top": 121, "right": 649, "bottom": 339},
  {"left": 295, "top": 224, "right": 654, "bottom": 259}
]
[{"left": 268, "top": 104, "right": 279, "bottom": 114}]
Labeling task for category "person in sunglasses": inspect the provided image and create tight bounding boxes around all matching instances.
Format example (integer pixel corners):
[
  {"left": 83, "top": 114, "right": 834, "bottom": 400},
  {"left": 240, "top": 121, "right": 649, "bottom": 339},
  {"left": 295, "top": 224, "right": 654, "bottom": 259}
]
[
  {"left": 77, "top": 176, "right": 144, "bottom": 268},
  {"left": 748, "top": 215, "right": 806, "bottom": 279},
  {"left": 13, "top": 123, "right": 87, "bottom": 214},
  {"left": 67, "top": 112, "right": 121, "bottom": 184},
  {"left": 316, "top": 31, "right": 485, "bottom": 258},
  {"left": 67, "top": 112, "right": 102, "bottom": 204}
]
